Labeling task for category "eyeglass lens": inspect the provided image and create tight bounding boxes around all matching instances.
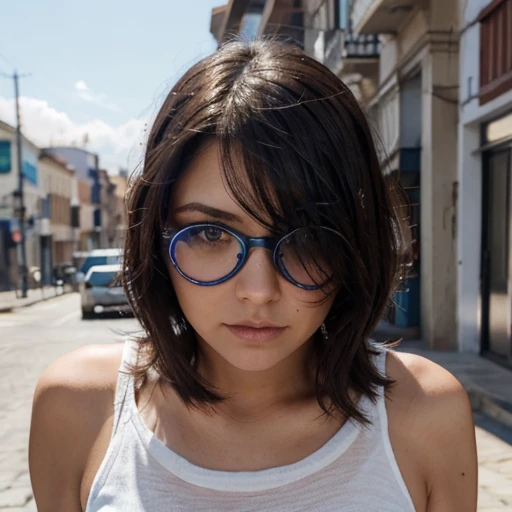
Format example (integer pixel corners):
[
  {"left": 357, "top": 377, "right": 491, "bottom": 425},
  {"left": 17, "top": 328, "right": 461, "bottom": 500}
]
[{"left": 171, "top": 225, "right": 334, "bottom": 287}]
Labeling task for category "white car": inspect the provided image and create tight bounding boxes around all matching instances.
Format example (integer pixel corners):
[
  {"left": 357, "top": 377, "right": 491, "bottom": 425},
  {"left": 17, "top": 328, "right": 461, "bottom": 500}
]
[{"left": 80, "top": 264, "right": 131, "bottom": 319}]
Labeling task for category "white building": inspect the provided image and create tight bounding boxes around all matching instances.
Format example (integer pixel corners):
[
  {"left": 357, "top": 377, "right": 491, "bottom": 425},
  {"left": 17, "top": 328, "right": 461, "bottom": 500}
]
[
  {"left": 458, "top": 0, "right": 512, "bottom": 366},
  {"left": 0, "top": 120, "right": 44, "bottom": 290}
]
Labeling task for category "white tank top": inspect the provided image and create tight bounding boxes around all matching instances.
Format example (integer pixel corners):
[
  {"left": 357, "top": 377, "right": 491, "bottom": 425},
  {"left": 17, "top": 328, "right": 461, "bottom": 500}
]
[{"left": 86, "top": 341, "right": 416, "bottom": 511}]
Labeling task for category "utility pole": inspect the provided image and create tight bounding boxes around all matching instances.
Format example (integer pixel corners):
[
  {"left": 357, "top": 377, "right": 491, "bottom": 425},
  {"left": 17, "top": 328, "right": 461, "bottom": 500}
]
[
  {"left": 14, "top": 71, "right": 28, "bottom": 298},
  {"left": 0, "top": 65, "right": 31, "bottom": 298}
]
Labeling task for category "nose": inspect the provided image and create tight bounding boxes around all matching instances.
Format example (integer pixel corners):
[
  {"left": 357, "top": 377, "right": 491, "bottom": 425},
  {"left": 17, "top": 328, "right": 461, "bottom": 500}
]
[{"left": 235, "top": 248, "right": 281, "bottom": 305}]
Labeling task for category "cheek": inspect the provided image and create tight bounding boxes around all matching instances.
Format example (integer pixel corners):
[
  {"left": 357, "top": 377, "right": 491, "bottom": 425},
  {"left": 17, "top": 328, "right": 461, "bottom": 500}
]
[
  {"left": 288, "top": 285, "right": 335, "bottom": 313},
  {"left": 168, "top": 262, "right": 226, "bottom": 322}
]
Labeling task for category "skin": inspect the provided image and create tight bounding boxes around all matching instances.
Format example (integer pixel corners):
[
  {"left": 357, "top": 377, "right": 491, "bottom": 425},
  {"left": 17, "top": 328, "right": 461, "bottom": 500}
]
[{"left": 29, "top": 142, "right": 478, "bottom": 511}]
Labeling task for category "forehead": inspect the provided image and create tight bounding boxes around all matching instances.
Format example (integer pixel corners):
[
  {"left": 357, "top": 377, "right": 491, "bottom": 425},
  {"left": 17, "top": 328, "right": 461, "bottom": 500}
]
[
  {"left": 168, "top": 139, "right": 287, "bottom": 232},
  {"left": 171, "top": 141, "right": 232, "bottom": 207}
]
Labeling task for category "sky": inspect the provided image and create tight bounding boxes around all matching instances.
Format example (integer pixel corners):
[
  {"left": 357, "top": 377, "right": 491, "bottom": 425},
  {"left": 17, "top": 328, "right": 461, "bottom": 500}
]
[{"left": 0, "top": 0, "right": 223, "bottom": 173}]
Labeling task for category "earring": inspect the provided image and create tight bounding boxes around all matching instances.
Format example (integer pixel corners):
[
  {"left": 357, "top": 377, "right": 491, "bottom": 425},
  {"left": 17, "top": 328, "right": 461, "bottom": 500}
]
[{"left": 320, "top": 322, "right": 329, "bottom": 341}]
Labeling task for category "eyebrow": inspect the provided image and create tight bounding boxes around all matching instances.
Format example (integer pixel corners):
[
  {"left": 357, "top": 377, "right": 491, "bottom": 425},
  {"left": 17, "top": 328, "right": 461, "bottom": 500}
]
[{"left": 173, "top": 202, "right": 244, "bottom": 223}]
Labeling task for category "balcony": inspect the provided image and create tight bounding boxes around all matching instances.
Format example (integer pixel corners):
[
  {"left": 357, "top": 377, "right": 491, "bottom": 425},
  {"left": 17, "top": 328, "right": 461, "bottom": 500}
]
[
  {"left": 351, "top": 0, "right": 417, "bottom": 35},
  {"left": 479, "top": 0, "right": 512, "bottom": 105},
  {"left": 338, "top": 33, "right": 380, "bottom": 77},
  {"left": 344, "top": 33, "right": 380, "bottom": 58}
]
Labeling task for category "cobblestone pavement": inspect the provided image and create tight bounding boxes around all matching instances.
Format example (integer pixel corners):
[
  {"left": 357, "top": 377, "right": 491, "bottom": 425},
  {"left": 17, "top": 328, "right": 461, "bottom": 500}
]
[
  {"left": 475, "top": 413, "right": 512, "bottom": 510},
  {"left": 0, "top": 294, "right": 136, "bottom": 510},
  {"left": 0, "top": 294, "right": 511, "bottom": 510}
]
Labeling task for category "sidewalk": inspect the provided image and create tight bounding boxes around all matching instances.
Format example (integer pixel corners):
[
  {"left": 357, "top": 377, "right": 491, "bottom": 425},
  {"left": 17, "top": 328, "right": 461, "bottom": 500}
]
[
  {"left": 374, "top": 321, "right": 512, "bottom": 429},
  {"left": 0, "top": 286, "right": 70, "bottom": 313},
  {"left": 374, "top": 324, "right": 512, "bottom": 509}
]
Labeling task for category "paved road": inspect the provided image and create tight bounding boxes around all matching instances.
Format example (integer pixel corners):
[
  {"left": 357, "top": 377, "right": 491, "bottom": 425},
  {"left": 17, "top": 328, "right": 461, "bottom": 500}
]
[
  {"left": 0, "top": 293, "right": 510, "bottom": 510},
  {"left": 0, "top": 293, "right": 138, "bottom": 511}
]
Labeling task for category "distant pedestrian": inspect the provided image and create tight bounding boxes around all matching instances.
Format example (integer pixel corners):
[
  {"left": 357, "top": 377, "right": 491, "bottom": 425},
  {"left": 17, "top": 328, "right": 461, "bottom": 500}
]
[{"left": 29, "top": 38, "right": 477, "bottom": 511}]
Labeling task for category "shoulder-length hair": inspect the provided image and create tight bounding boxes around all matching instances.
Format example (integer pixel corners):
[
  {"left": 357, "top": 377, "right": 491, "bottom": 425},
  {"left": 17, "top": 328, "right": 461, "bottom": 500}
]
[{"left": 124, "top": 38, "right": 406, "bottom": 424}]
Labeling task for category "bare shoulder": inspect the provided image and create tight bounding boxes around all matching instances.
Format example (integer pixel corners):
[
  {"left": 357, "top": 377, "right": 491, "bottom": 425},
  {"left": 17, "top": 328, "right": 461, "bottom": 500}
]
[
  {"left": 385, "top": 349, "right": 478, "bottom": 512},
  {"left": 34, "top": 342, "right": 123, "bottom": 395},
  {"left": 386, "top": 350, "right": 473, "bottom": 425},
  {"left": 29, "top": 343, "right": 124, "bottom": 511}
]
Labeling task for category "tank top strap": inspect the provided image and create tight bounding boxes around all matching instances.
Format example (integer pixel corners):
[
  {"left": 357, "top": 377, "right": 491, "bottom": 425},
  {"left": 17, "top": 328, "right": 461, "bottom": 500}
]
[
  {"left": 356, "top": 342, "right": 389, "bottom": 423},
  {"left": 370, "top": 341, "right": 388, "bottom": 380},
  {"left": 111, "top": 339, "right": 138, "bottom": 438}
]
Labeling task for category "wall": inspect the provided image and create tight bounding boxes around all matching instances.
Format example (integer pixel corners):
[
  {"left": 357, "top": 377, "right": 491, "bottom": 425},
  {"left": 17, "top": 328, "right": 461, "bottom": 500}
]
[
  {"left": 38, "top": 156, "right": 74, "bottom": 266},
  {"left": 398, "top": 9, "right": 429, "bottom": 68},
  {"left": 371, "top": 0, "right": 461, "bottom": 348},
  {"left": 0, "top": 124, "right": 42, "bottom": 221},
  {"left": 78, "top": 178, "right": 94, "bottom": 234},
  {"left": 457, "top": 0, "right": 512, "bottom": 352}
]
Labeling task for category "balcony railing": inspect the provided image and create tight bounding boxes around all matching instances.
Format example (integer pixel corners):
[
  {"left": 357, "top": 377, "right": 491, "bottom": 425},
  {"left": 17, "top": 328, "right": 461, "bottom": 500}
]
[{"left": 344, "top": 33, "right": 380, "bottom": 58}]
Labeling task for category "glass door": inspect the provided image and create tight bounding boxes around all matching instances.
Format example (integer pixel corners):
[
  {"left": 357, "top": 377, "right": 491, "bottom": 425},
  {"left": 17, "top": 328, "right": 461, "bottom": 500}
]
[{"left": 482, "top": 148, "right": 512, "bottom": 363}]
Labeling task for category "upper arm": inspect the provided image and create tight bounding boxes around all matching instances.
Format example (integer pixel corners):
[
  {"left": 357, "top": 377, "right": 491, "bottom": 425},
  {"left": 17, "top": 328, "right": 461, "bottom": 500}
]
[
  {"left": 29, "top": 344, "right": 120, "bottom": 512},
  {"left": 422, "top": 375, "right": 478, "bottom": 511},
  {"left": 394, "top": 353, "right": 478, "bottom": 512}
]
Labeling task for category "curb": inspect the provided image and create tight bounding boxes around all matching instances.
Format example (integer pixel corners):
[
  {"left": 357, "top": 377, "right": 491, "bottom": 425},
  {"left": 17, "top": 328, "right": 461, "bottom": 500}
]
[
  {"left": 467, "top": 387, "right": 512, "bottom": 430},
  {"left": 0, "top": 290, "right": 72, "bottom": 314}
]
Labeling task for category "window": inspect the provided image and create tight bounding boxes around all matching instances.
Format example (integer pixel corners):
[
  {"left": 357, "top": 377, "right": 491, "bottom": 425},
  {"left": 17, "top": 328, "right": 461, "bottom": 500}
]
[
  {"left": 479, "top": 0, "right": 512, "bottom": 105},
  {"left": 0, "top": 141, "right": 10, "bottom": 173}
]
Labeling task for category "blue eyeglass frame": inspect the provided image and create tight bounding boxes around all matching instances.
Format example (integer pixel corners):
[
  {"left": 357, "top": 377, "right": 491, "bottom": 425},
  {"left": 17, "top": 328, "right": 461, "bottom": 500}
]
[{"left": 161, "top": 223, "right": 339, "bottom": 290}]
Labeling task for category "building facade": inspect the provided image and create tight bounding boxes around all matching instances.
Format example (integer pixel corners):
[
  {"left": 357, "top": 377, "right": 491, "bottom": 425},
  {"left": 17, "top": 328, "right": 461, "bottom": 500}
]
[
  {"left": 109, "top": 170, "right": 128, "bottom": 248},
  {"left": 98, "top": 169, "right": 118, "bottom": 248},
  {"left": 0, "top": 120, "right": 43, "bottom": 290},
  {"left": 210, "top": 0, "right": 512, "bottom": 360},
  {"left": 45, "top": 147, "right": 102, "bottom": 251},
  {"left": 458, "top": 0, "right": 512, "bottom": 366},
  {"left": 351, "top": 0, "right": 461, "bottom": 350},
  {"left": 38, "top": 151, "right": 76, "bottom": 282}
]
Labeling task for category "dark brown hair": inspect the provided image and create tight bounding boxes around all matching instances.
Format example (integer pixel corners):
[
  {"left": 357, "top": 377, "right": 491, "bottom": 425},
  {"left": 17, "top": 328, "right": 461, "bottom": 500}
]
[{"left": 124, "top": 38, "right": 406, "bottom": 424}]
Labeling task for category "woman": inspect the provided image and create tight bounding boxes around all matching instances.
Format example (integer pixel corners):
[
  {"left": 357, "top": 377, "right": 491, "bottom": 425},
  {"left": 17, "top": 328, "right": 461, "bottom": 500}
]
[{"left": 29, "top": 39, "right": 477, "bottom": 511}]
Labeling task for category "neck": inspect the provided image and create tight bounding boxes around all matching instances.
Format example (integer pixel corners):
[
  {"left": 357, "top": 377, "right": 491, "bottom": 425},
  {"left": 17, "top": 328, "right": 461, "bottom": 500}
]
[{"left": 196, "top": 339, "right": 318, "bottom": 422}]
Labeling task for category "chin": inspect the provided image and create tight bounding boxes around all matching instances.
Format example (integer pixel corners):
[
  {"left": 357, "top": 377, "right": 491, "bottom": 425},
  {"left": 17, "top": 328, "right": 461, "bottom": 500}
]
[{"left": 222, "top": 350, "right": 289, "bottom": 373}]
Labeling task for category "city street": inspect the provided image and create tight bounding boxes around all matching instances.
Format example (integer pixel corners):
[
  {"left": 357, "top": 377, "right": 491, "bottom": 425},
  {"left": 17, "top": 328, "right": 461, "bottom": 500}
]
[
  {"left": 0, "top": 294, "right": 138, "bottom": 511},
  {"left": 0, "top": 294, "right": 511, "bottom": 510}
]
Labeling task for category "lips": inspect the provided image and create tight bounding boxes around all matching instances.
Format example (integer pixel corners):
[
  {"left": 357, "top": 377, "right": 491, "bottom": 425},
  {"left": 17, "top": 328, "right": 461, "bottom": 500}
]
[{"left": 225, "top": 322, "right": 287, "bottom": 343}]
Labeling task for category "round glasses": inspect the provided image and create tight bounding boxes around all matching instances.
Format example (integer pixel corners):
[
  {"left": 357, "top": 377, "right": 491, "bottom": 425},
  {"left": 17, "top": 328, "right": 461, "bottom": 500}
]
[{"left": 161, "top": 223, "right": 342, "bottom": 290}]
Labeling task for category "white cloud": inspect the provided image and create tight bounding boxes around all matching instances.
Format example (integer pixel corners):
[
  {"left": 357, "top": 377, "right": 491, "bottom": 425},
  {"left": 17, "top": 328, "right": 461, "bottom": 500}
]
[
  {"left": 74, "top": 80, "right": 122, "bottom": 112},
  {"left": 75, "top": 80, "right": 88, "bottom": 91},
  {"left": 0, "top": 96, "right": 147, "bottom": 174}
]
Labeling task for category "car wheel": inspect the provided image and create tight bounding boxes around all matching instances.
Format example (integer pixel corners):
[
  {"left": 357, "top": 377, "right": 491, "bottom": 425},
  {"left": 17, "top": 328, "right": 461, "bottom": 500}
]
[{"left": 82, "top": 309, "right": 94, "bottom": 320}]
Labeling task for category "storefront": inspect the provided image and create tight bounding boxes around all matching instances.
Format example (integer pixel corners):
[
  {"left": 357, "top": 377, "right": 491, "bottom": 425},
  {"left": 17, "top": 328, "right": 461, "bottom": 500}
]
[{"left": 480, "top": 112, "right": 512, "bottom": 367}]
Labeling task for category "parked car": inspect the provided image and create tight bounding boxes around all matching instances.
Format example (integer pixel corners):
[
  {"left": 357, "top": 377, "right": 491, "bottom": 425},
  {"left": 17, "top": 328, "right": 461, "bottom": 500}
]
[
  {"left": 80, "top": 264, "right": 131, "bottom": 319},
  {"left": 74, "top": 249, "right": 123, "bottom": 284}
]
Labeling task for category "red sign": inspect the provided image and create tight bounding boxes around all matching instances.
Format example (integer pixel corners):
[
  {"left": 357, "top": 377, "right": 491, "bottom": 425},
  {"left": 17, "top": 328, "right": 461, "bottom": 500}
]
[{"left": 12, "top": 231, "right": 21, "bottom": 243}]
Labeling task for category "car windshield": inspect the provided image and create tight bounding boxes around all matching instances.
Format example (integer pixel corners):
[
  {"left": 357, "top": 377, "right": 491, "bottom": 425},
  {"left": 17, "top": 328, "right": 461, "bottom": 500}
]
[
  {"left": 81, "top": 255, "right": 120, "bottom": 275},
  {"left": 87, "top": 271, "right": 119, "bottom": 287}
]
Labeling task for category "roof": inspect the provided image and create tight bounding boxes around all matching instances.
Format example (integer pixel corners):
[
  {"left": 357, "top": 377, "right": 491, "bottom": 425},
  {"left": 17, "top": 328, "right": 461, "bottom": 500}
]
[{"left": 39, "top": 150, "right": 75, "bottom": 175}]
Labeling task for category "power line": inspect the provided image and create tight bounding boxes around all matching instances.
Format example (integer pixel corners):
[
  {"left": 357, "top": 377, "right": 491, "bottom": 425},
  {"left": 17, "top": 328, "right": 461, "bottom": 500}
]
[{"left": 0, "top": 51, "right": 15, "bottom": 71}]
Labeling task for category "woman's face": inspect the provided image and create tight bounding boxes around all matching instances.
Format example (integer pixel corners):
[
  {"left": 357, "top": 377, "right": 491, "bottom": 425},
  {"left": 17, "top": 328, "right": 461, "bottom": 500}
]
[{"left": 165, "top": 141, "right": 335, "bottom": 373}]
